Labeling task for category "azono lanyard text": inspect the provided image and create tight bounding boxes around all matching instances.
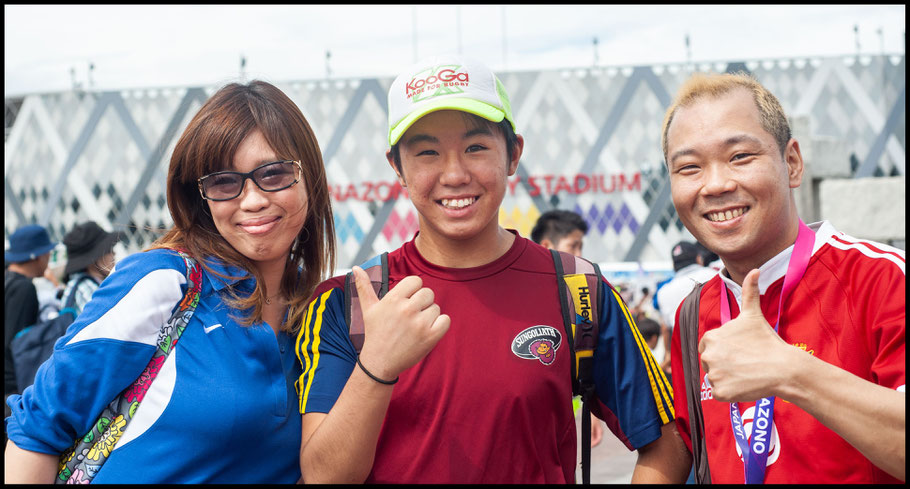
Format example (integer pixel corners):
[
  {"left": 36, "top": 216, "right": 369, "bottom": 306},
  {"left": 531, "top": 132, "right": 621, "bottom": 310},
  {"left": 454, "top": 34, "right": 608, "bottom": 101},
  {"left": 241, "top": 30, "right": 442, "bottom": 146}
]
[{"left": 718, "top": 219, "right": 814, "bottom": 484}]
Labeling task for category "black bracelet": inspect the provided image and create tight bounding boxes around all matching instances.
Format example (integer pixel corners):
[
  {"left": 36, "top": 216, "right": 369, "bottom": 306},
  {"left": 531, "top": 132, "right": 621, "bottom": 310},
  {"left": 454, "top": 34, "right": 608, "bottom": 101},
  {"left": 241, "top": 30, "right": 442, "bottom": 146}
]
[{"left": 356, "top": 356, "right": 398, "bottom": 385}]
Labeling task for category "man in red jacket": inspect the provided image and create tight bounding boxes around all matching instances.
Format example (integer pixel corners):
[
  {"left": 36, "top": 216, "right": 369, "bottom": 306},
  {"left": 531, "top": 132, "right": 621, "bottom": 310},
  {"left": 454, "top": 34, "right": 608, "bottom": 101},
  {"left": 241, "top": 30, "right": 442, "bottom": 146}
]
[{"left": 664, "top": 71, "right": 905, "bottom": 483}]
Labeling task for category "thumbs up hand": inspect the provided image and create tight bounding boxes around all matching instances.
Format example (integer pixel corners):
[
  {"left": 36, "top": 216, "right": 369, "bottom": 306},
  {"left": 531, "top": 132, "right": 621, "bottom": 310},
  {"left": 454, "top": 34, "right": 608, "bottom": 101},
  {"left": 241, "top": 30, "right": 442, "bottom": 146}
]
[
  {"left": 697, "top": 269, "right": 796, "bottom": 403},
  {"left": 352, "top": 266, "right": 450, "bottom": 382}
]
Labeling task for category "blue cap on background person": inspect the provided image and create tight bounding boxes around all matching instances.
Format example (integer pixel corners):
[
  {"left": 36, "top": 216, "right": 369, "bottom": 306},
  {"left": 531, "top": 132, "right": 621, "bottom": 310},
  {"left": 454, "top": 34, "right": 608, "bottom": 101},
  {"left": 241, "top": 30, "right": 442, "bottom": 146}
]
[{"left": 5, "top": 224, "right": 57, "bottom": 264}]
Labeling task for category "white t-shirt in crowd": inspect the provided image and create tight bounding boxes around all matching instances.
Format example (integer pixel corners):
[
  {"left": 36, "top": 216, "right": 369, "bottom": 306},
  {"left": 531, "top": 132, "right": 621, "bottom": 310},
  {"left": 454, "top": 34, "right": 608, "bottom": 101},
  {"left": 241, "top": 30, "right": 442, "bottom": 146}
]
[{"left": 655, "top": 263, "right": 718, "bottom": 330}]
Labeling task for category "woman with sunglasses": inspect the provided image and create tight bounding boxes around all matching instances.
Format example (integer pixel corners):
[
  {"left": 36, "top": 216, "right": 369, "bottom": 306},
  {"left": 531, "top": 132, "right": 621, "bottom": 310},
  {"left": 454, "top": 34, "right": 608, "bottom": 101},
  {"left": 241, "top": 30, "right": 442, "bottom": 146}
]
[{"left": 5, "top": 80, "right": 335, "bottom": 483}]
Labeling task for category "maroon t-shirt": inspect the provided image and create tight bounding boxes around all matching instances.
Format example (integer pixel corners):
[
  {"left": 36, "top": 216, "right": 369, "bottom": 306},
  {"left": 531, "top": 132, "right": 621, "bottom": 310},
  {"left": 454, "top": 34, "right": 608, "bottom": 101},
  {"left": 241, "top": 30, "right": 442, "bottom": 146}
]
[{"left": 299, "top": 233, "right": 673, "bottom": 483}]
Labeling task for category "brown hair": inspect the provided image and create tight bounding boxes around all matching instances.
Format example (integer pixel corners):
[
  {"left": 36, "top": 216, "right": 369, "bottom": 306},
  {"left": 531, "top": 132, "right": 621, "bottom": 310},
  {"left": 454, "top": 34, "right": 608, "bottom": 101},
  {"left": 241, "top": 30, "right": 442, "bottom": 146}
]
[
  {"left": 661, "top": 72, "right": 791, "bottom": 162},
  {"left": 150, "top": 80, "right": 335, "bottom": 333}
]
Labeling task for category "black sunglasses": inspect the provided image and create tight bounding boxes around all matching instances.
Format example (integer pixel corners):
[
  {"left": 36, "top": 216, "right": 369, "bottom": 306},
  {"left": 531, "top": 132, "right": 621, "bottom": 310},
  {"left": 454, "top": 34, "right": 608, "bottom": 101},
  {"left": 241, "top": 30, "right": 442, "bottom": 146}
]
[{"left": 197, "top": 160, "right": 302, "bottom": 201}]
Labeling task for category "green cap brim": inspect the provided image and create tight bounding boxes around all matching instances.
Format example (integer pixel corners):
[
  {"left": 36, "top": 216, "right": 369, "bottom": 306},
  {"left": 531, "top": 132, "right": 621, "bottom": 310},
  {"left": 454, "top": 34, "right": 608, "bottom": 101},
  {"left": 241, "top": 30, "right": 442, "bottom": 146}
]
[{"left": 389, "top": 97, "right": 510, "bottom": 146}]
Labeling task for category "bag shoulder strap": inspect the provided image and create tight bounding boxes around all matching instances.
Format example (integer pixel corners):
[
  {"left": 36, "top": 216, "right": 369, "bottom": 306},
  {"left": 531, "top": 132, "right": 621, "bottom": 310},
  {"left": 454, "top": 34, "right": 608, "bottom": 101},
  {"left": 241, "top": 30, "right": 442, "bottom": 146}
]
[
  {"left": 550, "top": 249, "right": 603, "bottom": 485},
  {"left": 56, "top": 250, "right": 203, "bottom": 484},
  {"left": 678, "top": 282, "right": 711, "bottom": 484},
  {"left": 344, "top": 252, "right": 389, "bottom": 354},
  {"left": 550, "top": 249, "right": 602, "bottom": 395}
]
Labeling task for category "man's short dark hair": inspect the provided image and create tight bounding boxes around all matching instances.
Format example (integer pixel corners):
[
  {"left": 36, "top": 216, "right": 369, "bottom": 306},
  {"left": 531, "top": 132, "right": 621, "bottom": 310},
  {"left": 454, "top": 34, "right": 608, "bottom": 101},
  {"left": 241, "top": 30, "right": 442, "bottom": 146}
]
[
  {"left": 636, "top": 317, "right": 661, "bottom": 341},
  {"left": 530, "top": 210, "right": 589, "bottom": 244},
  {"left": 389, "top": 113, "right": 519, "bottom": 173}
]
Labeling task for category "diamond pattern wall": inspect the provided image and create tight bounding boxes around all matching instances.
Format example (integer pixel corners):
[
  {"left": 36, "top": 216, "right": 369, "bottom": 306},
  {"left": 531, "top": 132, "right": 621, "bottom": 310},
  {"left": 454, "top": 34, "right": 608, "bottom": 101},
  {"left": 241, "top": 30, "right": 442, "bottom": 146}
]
[{"left": 5, "top": 54, "right": 905, "bottom": 268}]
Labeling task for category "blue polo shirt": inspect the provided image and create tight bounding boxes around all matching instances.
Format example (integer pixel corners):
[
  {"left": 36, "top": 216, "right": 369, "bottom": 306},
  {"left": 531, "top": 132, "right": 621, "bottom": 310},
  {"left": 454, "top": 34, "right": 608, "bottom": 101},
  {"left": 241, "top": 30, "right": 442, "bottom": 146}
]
[{"left": 6, "top": 248, "right": 302, "bottom": 483}]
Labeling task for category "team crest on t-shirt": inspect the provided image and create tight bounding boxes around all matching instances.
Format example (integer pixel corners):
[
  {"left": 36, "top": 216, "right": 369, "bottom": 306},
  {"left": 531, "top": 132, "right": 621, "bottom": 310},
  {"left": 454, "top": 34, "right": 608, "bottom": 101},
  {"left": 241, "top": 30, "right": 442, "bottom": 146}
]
[{"left": 511, "top": 325, "right": 562, "bottom": 365}]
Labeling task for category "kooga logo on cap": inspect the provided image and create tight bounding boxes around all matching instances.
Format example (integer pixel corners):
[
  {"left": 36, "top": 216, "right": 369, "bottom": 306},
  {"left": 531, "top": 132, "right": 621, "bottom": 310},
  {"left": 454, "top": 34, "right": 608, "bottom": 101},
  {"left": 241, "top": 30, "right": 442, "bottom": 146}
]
[{"left": 405, "top": 64, "right": 470, "bottom": 103}]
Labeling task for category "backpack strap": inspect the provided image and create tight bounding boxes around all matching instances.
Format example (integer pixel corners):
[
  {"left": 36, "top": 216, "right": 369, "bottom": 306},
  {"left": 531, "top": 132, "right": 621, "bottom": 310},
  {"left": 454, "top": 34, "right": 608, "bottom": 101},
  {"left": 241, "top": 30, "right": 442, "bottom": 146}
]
[
  {"left": 344, "top": 252, "right": 389, "bottom": 354},
  {"left": 550, "top": 249, "right": 603, "bottom": 485},
  {"left": 550, "top": 250, "right": 602, "bottom": 395},
  {"left": 678, "top": 282, "right": 711, "bottom": 484}
]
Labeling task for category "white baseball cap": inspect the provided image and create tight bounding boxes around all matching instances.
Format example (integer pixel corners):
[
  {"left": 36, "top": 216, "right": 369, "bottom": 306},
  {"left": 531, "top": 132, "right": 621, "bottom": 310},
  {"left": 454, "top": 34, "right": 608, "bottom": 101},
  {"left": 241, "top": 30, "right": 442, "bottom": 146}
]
[{"left": 387, "top": 54, "right": 517, "bottom": 146}]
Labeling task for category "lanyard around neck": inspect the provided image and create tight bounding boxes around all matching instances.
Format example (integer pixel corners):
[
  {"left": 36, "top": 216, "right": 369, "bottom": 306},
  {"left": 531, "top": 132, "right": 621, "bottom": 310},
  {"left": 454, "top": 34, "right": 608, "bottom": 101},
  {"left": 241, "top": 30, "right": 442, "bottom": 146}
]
[{"left": 718, "top": 219, "right": 815, "bottom": 484}]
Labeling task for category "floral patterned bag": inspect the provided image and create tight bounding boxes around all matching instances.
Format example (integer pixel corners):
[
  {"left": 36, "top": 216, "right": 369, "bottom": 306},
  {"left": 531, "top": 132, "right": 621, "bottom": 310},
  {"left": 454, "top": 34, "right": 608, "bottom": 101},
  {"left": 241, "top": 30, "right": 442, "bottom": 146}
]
[{"left": 55, "top": 251, "right": 202, "bottom": 484}]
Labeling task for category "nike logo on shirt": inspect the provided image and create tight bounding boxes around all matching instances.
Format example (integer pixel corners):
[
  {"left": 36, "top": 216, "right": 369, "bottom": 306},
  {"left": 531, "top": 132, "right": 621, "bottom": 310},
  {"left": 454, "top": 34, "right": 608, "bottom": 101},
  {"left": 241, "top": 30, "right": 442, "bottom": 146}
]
[{"left": 203, "top": 323, "right": 223, "bottom": 334}]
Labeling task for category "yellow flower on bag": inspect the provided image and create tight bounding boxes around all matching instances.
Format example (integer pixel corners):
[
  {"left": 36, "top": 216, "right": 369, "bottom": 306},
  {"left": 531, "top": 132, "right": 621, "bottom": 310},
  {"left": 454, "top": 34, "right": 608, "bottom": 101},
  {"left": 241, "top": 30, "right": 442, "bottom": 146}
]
[{"left": 86, "top": 415, "right": 127, "bottom": 461}]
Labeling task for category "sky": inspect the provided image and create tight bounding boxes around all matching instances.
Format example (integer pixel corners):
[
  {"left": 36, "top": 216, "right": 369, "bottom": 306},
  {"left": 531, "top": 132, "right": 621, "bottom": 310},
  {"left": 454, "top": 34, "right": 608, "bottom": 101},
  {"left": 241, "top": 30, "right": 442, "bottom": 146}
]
[{"left": 4, "top": 4, "right": 906, "bottom": 97}]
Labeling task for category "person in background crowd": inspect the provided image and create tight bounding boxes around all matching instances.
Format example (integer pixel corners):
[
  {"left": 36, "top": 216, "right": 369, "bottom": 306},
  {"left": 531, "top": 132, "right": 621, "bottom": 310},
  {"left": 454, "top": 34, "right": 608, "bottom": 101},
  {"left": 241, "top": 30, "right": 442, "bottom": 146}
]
[
  {"left": 629, "top": 285, "right": 658, "bottom": 323},
  {"left": 655, "top": 241, "right": 717, "bottom": 374},
  {"left": 531, "top": 209, "right": 605, "bottom": 448},
  {"left": 4, "top": 225, "right": 57, "bottom": 433},
  {"left": 694, "top": 241, "right": 721, "bottom": 271},
  {"left": 530, "top": 209, "right": 588, "bottom": 257},
  {"left": 664, "top": 71, "right": 904, "bottom": 483},
  {"left": 32, "top": 266, "right": 64, "bottom": 323},
  {"left": 656, "top": 241, "right": 717, "bottom": 333},
  {"left": 635, "top": 316, "right": 663, "bottom": 372},
  {"left": 58, "top": 221, "right": 125, "bottom": 316},
  {"left": 5, "top": 80, "right": 336, "bottom": 483},
  {"left": 295, "top": 54, "right": 690, "bottom": 484}
]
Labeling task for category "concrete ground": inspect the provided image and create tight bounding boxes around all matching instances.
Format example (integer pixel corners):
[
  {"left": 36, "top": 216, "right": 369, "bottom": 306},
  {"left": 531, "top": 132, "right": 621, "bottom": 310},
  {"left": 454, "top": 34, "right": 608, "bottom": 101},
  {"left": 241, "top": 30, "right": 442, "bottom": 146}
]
[{"left": 574, "top": 410, "right": 637, "bottom": 484}]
